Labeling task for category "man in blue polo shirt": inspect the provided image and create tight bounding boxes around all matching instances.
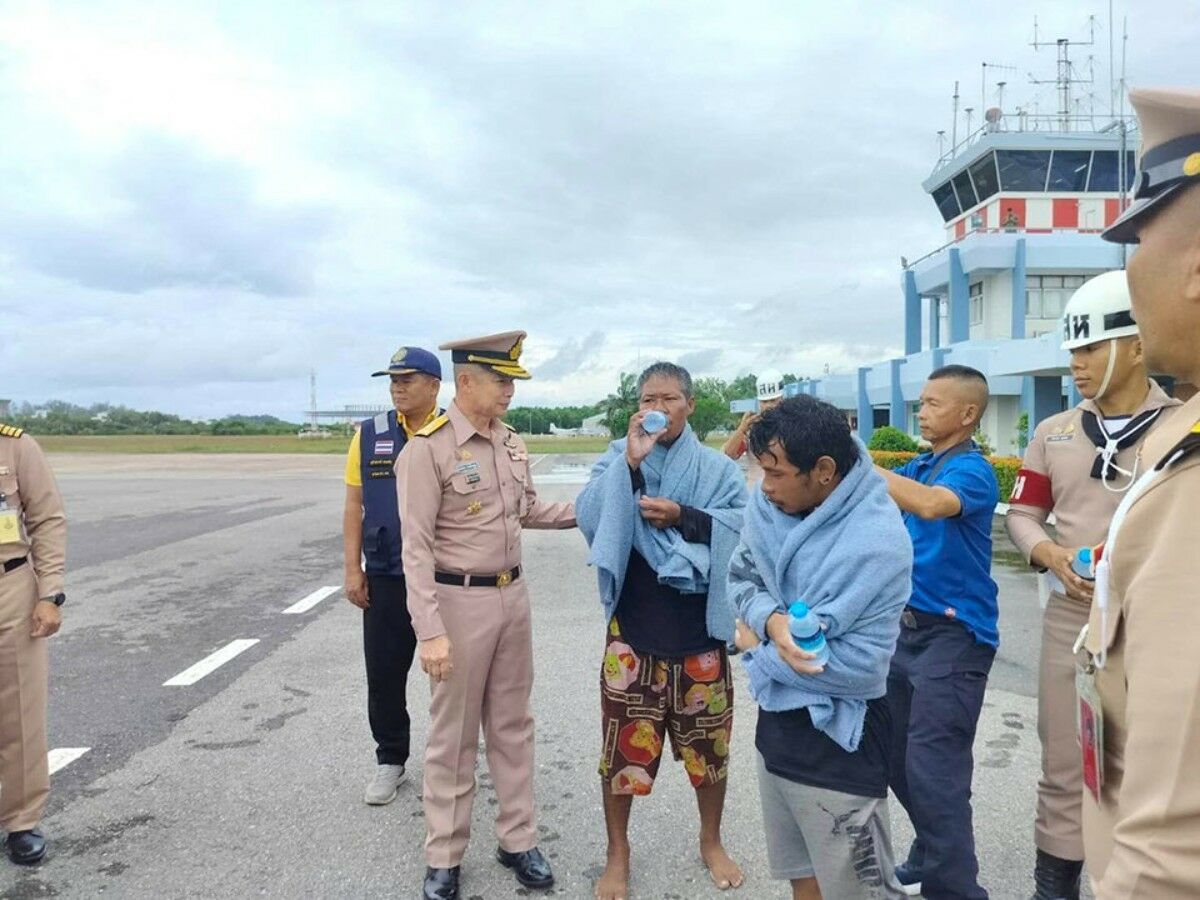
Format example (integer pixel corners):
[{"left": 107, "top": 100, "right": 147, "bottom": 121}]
[{"left": 874, "top": 364, "right": 999, "bottom": 900}]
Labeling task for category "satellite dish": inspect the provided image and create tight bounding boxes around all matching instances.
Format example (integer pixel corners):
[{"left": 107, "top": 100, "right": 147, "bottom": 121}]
[{"left": 985, "top": 107, "right": 1003, "bottom": 123}]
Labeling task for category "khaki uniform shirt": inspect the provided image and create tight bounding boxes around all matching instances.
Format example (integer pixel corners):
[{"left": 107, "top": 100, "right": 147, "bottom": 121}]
[
  {"left": 396, "top": 401, "right": 575, "bottom": 641},
  {"left": 0, "top": 430, "right": 66, "bottom": 598},
  {"left": 1006, "top": 382, "right": 1181, "bottom": 562},
  {"left": 1083, "top": 391, "right": 1200, "bottom": 898}
]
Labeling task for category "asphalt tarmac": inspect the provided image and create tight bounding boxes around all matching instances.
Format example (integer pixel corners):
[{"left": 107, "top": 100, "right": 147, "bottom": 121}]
[{"left": 0, "top": 452, "right": 1068, "bottom": 899}]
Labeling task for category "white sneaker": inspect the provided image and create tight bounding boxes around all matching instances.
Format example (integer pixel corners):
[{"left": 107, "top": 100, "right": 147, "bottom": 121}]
[{"left": 364, "top": 764, "right": 405, "bottom": 805}]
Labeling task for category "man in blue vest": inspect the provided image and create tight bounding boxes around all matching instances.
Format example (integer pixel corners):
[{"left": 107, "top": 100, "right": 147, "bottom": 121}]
[
  {"left": 874, "top": 365, "right": 1000, "bottom": 900},
  {"left": 342, "top": 345, "right": 443, "bottom": 805}
]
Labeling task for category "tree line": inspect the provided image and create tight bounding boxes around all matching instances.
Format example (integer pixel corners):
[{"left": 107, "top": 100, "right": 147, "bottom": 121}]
[
  {"left": 9, "top": 374, "right": 799, "bottom": 439},
  {"left": 5, "top": 401, "right": 300, "bottom": 436}
]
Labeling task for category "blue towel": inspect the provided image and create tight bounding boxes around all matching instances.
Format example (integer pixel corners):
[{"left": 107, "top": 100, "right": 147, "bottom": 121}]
[
  {"left": 576, "top": 424, "right": 747, "bottom": 642},
  {"left": 731, "top": 438, "right": 912, "bottom": 751}
]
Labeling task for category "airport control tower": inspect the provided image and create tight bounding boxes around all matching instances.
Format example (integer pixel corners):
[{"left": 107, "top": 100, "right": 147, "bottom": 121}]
[{"left": 787, "top": 26, "right": 1159, "bottom": 456}]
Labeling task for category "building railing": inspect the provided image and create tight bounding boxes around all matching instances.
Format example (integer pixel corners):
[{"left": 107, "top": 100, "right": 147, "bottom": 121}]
[
  {"left": 902, "top": 225, "right": 1113, "bottom": 271},
  {"left": 932, "top": 113, "right": 1138, "bottom": 171}
]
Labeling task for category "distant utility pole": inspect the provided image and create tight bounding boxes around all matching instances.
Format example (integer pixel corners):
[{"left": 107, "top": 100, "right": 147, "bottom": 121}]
[{"left": 309, "top": 370, "right": 319, "bottom": 431}]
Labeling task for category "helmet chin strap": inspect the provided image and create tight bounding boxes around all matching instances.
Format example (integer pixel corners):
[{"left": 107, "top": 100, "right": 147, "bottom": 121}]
[
  {"left": 1092, "top": 338, "right": 1142, "bottom": 494},
  {"left": 1093, "top": 339, "right": 1119, "bottom": 403}
]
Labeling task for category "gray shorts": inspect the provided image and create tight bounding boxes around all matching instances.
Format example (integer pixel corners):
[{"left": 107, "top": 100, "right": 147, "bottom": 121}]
[{"left": 756, "top": 753, "right": 906, "bottom": 899}]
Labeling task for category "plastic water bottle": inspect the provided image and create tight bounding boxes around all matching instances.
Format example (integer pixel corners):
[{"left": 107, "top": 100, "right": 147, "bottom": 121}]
[
  {"left": 1071, "top": 547, "right": 1096, "bottom": 582},
  {"left": 642, "top": 410, "right": 669, "bottom": 434},
  {"left": 788, "top": 601, "right": 829, "bottom": 667}
]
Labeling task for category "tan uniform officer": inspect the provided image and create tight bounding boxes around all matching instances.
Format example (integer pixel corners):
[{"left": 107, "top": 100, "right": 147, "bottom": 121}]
[
  {"left": 1078, "top": 87, "right": 1200, "bottom": 898},
  {"left": 1005, "top": 271, "right": 1179, "bottom": 899},
  {"left": 0, "top": 424, "right": 66, "bottom": 866},
  {"left": 396, "top": 331, "right": 575, "bottom": 900}
]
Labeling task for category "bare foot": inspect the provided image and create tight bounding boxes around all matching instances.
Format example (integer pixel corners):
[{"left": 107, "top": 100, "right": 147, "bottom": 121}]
[
  {"left": 595, "top": 847, "right": 630, "bottom": 900},
  {"left": 701, "top": 840, "right": 744, "bottom": 890}
]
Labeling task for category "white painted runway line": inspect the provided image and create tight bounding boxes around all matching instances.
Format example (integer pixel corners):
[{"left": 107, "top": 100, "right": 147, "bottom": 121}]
[
  {"left": 283, "top": 585, "right": 339, "bottom": 614},
  {"left": 48, "top": 747, "right": 90, "bottom": 775},
  {"left": 163, "top": 639, "right": 260, "bottom": 687}
]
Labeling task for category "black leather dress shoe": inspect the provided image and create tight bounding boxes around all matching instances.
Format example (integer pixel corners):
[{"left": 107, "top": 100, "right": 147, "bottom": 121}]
[
  {"left": 496, "top": 846, "right": 554, "bottom": 889},
  {"left": 422, "top": 865, "right": 460, "bottom": 900},
  {"left": 6, "top": 829, "right": 46, "bottom": 865}
]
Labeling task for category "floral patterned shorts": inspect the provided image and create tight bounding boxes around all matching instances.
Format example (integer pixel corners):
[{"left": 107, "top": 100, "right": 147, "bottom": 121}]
[{"left": 598, "top": 616, "right": 734, "bottom": 795}]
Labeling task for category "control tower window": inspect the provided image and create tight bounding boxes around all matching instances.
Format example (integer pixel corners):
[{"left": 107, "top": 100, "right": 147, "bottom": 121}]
[
  {"left": 952, "top": 171, "right": 978, "bottom": 210},
  {"left": 1026, "top": 274, "right": 1086, "bottom": 319},
  {"left": 1088, "top": 151, "right": 1120, "bottom": 191},
  {"left": 996, "top": 150, "right": 1051, "bottom": 191},
  {"left": 1047, "top": 150, "right": 1092, "bottom": 191},
  {"left": 1125, "top": 151, "right": 1137, "bottom": 189},
  {"left": 932, "top": 182, "right": 961, "bottom": 222},
  {"left": 968, "top": 152, "right": 1000, "bottom": 202},
  {"left": 969, "top": 281, "right": 984, "bottom": 326}
]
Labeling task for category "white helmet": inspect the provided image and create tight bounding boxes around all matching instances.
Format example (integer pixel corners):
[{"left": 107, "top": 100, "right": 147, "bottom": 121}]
[
  {"left": 756, "top": 369, "right": 785, "bottom": 402},
  {"left": 1061, "top": 269, "right": 1142, "bottom": 405},
  {"left": 1060, "top": 270, "right": 1139, "bottom": 351}
]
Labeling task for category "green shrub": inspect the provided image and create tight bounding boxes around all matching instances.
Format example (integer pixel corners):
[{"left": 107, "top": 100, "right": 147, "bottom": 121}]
[
  {"left": 973, "top": 428, "right": 995, "bottom": 456},
  {"left": 868, "top": 426, "right": 918, "bottom": 452},
  {"left": 870, "top": 450, "right": 917, "bottom": 471},
  {"left": 991, "top": 456, "right": 1022, "bottom": 501}
]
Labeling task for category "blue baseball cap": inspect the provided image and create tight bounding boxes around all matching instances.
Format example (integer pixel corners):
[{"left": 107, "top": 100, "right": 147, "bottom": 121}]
[{"left": 371, "top": 346, "right": 442, "bottom": 379}]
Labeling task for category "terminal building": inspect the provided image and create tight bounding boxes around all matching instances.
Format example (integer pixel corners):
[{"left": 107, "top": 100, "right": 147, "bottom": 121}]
[{"left": 784, "top": 105, "right": 1142, "bottom": 457}]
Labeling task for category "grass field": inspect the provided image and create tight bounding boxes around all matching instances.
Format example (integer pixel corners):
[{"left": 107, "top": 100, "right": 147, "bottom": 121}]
[
  {"left": 37, "top": 435, "right": 355, "bottom": 454},
  {"left": 36, "top": 434, "right": 615, "bottom": 455},
  {"left": 38, "top": 433, "right": 729, "bottom": 455}
]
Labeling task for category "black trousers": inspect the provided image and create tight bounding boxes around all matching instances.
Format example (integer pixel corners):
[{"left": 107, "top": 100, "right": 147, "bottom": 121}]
[
  {"left": 363, "top": 573, "right": 418, "bottom": 766},
  {"left": 887, "top": 609, "right": 995, "bottom": 900}
]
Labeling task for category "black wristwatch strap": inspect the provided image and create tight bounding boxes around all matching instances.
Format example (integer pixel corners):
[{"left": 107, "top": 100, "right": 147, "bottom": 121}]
[{"left": 45, "top": 592, "right": 66, "bottom": 607}]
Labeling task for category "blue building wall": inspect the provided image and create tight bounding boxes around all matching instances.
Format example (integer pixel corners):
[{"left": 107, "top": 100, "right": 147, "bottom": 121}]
[{"left": 788, "top": 231, "right": 1129, "bottom": 454}]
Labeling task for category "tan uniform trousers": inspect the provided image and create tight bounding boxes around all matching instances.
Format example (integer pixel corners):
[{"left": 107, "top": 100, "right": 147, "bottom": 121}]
[
  {"left": 423, "top": 579, "right": 536, "bottom": 868},
  {"left": 0, "top": 563, "right": 49, "bottom": 832},
  {"left": 1035, "top": 591, "right": 1090, "bottom": 860}
]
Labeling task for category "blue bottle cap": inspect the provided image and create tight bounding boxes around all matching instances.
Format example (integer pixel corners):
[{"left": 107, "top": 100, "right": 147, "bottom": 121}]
[
  {"left": 642, "top": 411, "right": 669, "bottom": 434},
  {"left": 1078, "top": 547, "right": 1092, "bottom": 563},
  {"left": 788, "top": 601, "right": 810, "bottom": 618}
]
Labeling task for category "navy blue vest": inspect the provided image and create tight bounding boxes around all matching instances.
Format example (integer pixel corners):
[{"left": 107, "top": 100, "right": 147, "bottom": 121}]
[{"left": 359, "top": 410, "right": 408, "bottom": 576}]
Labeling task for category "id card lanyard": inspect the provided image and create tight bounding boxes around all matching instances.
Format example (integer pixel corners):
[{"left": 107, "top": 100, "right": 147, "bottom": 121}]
[{"left": 1090, "top": 456, "right": 1164, "bottom": 670}]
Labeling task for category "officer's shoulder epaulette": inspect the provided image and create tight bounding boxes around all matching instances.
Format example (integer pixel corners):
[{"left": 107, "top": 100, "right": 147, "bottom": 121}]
[
  {"left": 0, "top": 424, "right": 24, "bottom": 439},
  {"left": 1158, "top": 419, "right": 1200, "bottom": 471},
  {"left": 501, "top": 421, "right": 517, "bottom": 432},
  {"left": 414, "top": 414, "right": 450, "bottom": 438}
]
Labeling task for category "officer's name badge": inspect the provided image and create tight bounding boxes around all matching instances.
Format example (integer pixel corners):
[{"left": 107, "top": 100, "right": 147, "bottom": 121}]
[
  {"left": 455, "top": 461, "right": 480, "bottom": 474},
  {"left": 466, "top": 500, "right": 483, "bottom": 516},
  {"left": 1047, "top": 424, "right": 1075, "bottom": 443},
  {"left": 0, "top": 509, "right": 20, "bottom": 544}
]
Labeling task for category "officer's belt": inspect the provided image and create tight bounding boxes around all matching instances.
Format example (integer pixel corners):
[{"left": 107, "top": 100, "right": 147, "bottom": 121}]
[
  {"left": 1, "top": 556, "right": 28, "bottom": 575},
  {"left": 435, "top": 566, "right": 521, "bottom": 588}
]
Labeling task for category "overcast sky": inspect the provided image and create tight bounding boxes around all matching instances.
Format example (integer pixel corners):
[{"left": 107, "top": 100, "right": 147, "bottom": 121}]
[{"left": 1, "top": 1, "right": 1195, "bottom": 419}]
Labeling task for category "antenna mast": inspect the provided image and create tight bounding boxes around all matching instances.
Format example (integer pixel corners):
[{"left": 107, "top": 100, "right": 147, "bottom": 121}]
[
  {"left": 951, "top": 81, "right": 961, "bottom": 151},
  {"left": 1029, "top": 18, "right": 1095, "bottom": 132}
]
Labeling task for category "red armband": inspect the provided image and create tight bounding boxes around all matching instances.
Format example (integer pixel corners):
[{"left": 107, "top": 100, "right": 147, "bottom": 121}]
[{"left": 1009, "top": 468, "right": 1053, "bottom": 509}]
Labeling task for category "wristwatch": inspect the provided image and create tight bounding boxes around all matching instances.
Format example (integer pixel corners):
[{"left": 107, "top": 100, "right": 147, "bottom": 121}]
[{"left": 43, "top": 592, "right": 66, "bottom": 607}]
